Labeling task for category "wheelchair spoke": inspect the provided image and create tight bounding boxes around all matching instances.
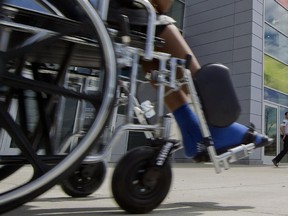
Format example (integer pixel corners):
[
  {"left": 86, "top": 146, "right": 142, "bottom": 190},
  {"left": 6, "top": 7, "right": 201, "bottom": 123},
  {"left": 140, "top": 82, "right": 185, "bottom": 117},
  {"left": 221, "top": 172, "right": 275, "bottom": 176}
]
[{"left": 0, "top": 105, "right": 49, "bottom": 175}]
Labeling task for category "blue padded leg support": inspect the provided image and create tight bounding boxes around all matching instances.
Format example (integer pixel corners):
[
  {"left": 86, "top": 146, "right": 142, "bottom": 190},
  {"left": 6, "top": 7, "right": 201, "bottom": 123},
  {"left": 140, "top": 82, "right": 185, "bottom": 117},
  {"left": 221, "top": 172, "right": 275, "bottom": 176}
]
[{"left": 173, "top": 104, "right": 263, "bottom": 157}]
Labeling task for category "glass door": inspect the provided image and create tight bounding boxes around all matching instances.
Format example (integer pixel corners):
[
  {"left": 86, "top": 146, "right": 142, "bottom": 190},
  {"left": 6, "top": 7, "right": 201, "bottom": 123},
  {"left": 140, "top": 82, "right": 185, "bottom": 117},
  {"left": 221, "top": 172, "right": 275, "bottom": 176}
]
[{"left": 262, "top": 103, "right": 279, "bottom": 164}]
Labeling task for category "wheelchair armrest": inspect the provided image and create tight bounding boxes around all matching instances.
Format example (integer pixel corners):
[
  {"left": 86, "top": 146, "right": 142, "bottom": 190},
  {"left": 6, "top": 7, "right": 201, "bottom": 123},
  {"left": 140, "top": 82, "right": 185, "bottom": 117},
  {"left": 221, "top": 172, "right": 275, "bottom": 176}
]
[{"left": 134, "top": 0, "right": 156, "bottom": 60}]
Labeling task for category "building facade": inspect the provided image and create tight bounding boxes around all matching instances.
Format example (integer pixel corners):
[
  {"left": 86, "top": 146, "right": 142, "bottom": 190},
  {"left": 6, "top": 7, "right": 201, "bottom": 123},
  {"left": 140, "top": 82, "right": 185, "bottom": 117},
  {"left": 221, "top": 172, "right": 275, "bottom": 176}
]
[{"left": 183, "top": 0, "right": 288, "bottom": 164}]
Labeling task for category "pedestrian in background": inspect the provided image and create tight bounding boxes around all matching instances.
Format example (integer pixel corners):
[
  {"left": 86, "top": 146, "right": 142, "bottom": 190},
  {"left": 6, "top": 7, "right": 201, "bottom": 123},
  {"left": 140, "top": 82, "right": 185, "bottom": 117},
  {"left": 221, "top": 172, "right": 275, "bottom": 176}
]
[{"left": 272, "top": 112, "right": 288, "bottom": 167}]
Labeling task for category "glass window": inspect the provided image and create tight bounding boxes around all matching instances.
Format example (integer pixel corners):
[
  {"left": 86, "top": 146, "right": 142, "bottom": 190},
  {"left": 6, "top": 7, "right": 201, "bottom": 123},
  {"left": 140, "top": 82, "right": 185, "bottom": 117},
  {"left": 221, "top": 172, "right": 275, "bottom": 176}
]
[
  {"left": 264, "top": 54, "right": 288, "bottom": 94},
  {"left": 265, "top": 24, "right": 288, "bottom": 65},
  {"left": 3, "top": 0, "right": 52, "bottom": 13},
  {"left": 167, "top": 0, "right": 185, "bottom": 29},
  {"left": 264, "top": 87, "right": 288, "bottom": 107},
  {"left": 265, "top": 0, "right": 288, "bottom": 36}
]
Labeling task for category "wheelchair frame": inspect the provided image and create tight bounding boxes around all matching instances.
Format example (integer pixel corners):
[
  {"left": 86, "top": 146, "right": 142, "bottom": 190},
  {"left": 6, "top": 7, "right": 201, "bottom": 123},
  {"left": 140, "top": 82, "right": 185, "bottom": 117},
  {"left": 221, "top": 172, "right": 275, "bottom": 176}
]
[{"left": 0, "top": 0, "right": 257, "bottom": 214}]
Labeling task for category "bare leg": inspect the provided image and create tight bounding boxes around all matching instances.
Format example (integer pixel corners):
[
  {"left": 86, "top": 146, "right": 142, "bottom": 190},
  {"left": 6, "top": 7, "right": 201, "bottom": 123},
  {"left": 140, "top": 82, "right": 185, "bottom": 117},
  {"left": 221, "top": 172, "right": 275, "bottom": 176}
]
[
  {"left": 141, "top": 24, "right": 201, "bottom": 111},
  {"left": 156, "top": 24, "right": 201, "bottom": 75}
]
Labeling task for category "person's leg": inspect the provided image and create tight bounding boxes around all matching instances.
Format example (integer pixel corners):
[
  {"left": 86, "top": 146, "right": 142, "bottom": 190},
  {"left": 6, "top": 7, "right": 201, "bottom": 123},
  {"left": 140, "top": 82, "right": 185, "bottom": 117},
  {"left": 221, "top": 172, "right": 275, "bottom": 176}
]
[
  {"left": 172, "top": 103, "right": 271, "bottom": 157},
  {"left": 273, "top": 136, "right": 288, "bottom": 164},
  {"left": 156, "top": 24, "right": 201, "bottom": 76},
  {"left": 142, "top": 24, "right": 200, "bottom": 111},
  {"left": 142, "top": 24, "right": 273, "bottom": 158}
]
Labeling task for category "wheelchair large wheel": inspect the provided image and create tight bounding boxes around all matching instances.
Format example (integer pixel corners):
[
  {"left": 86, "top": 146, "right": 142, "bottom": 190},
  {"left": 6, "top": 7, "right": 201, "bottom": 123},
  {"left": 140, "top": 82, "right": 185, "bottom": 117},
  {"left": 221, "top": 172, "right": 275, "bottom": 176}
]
[
  {"left": 0, "top": 1, "right": 117, "bottom": 213},
  {"left": 60, "top": 161, "right": 107, "bottom": 197},
  {"left": 112, "top": 146, "right": 172, "bottom": 214}
]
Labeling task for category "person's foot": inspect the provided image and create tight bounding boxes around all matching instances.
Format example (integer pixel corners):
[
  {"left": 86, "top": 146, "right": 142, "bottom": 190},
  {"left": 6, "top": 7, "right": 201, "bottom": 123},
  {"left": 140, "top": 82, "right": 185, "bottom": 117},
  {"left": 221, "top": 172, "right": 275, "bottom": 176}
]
[
  {"left": 272, "top": 159, "right": 278, "bottom": 167},
  {"left": 193, "top": 150, "right": 210, "bottom": 163},
  {"left": 241, "top": 125, "right": 274, "bottom": 148}
]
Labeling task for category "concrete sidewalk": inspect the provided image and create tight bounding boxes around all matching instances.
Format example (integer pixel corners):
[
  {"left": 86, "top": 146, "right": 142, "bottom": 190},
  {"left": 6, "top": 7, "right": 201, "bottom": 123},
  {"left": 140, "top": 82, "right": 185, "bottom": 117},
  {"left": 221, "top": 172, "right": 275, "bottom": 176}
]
[{"left": 3, "top": 163, "right": 288, "bottom": 216}]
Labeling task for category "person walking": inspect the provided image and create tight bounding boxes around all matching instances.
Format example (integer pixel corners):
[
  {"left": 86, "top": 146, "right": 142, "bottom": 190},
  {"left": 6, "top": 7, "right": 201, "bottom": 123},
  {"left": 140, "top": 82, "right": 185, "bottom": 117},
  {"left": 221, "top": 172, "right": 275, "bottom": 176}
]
[{"left": 272, "top": 112, "right": 288, "bottom": 167}]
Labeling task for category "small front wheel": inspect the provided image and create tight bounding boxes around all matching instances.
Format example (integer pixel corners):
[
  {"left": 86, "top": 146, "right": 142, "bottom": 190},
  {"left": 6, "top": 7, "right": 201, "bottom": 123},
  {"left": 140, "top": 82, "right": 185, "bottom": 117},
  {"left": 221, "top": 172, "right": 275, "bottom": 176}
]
[
  {"left": 60, "top": 161, "right": 107, "bottom": 197},
  {"left": 112, "top": 146, "right": 172, "bottom": 214}
]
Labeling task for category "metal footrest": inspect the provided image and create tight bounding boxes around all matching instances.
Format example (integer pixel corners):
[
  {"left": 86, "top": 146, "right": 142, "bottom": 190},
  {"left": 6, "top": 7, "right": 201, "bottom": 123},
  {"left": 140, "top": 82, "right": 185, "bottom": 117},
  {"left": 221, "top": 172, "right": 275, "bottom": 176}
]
[{"left": 208, "top": 143, "right": 256, "bottom": 173}]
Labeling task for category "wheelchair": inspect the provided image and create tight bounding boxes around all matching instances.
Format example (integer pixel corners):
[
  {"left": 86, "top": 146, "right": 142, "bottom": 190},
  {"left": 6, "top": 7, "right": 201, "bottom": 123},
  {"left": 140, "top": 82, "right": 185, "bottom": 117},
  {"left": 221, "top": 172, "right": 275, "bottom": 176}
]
[{"left": 0, "top": 0, "right": 259, "bottom": 214}]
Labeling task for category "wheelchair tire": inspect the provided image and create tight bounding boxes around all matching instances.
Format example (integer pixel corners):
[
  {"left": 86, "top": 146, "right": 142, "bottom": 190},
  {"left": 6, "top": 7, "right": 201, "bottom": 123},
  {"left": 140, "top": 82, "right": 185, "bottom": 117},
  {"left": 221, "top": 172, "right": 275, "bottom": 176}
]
[
  {"left": 112, "top": 146, "right": 172, "bottom": 214},
  {"left": 60, "top": 161, "right": 106, "bottom": 197}
]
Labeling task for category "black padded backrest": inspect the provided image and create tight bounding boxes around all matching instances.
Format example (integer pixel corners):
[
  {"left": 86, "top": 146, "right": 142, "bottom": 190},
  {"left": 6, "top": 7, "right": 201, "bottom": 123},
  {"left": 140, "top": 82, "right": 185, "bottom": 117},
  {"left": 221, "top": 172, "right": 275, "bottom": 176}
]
[{"left": 194, "top": 64, "right": 241, "bottom": 127}]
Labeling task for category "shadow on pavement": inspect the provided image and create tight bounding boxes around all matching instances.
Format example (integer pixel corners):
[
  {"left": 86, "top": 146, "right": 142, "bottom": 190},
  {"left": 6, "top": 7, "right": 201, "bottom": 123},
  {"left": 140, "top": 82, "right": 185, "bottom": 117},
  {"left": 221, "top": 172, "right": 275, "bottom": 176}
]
[{"left": 4, "top": 198, "right": 254, "bottom": 216}]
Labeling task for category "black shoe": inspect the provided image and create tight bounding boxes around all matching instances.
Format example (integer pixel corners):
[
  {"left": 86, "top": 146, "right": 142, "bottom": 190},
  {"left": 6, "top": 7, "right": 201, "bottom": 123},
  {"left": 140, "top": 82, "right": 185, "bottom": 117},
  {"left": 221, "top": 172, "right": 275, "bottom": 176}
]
[
  {"left": 193, "top": 151, "right": 210, "bottom": 163},
  {"left": 193, "top": 142, "right": 211, "bottom": 163},
  {"left": 242, "top": 125, "right": 274, "bottom": 148},
  {"left": 272, "top": 159, "right": 278, "bottom": 167}
]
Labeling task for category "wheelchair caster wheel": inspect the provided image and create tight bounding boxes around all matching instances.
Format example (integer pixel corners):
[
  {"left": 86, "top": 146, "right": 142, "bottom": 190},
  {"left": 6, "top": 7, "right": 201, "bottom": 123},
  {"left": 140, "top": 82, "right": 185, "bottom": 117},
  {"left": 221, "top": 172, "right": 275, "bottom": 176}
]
[
  {"left": 61, "top": 161, "right": 107, "bottom": 197},
  {"left": 112, "top": 146, "right": 172, "bottom": 214}
]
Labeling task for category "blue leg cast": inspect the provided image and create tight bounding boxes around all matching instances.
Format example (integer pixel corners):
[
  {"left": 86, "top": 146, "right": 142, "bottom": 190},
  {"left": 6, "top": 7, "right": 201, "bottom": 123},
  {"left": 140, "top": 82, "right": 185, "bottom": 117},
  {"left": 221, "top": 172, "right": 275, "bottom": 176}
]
[
  {"left": 172, "top": 104, "right": 272, "bottom": 158},
  {"left": 172, "top": 103, "right": 202, "bottom": 157}
]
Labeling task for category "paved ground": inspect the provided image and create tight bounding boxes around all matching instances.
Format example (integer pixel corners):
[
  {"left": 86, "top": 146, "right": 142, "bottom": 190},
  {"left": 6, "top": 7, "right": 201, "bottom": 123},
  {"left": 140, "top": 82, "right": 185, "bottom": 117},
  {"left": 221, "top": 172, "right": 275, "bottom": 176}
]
[{"left": 2, "top": 163, "right": 288, "bottom": 216}]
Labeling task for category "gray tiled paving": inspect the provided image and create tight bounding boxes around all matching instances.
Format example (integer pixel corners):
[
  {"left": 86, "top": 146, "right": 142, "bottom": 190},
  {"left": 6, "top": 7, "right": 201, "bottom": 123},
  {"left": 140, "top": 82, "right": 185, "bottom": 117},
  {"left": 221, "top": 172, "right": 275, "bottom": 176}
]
[{"left": 3, "top": 163, "right": 287, "bottom": 216}]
